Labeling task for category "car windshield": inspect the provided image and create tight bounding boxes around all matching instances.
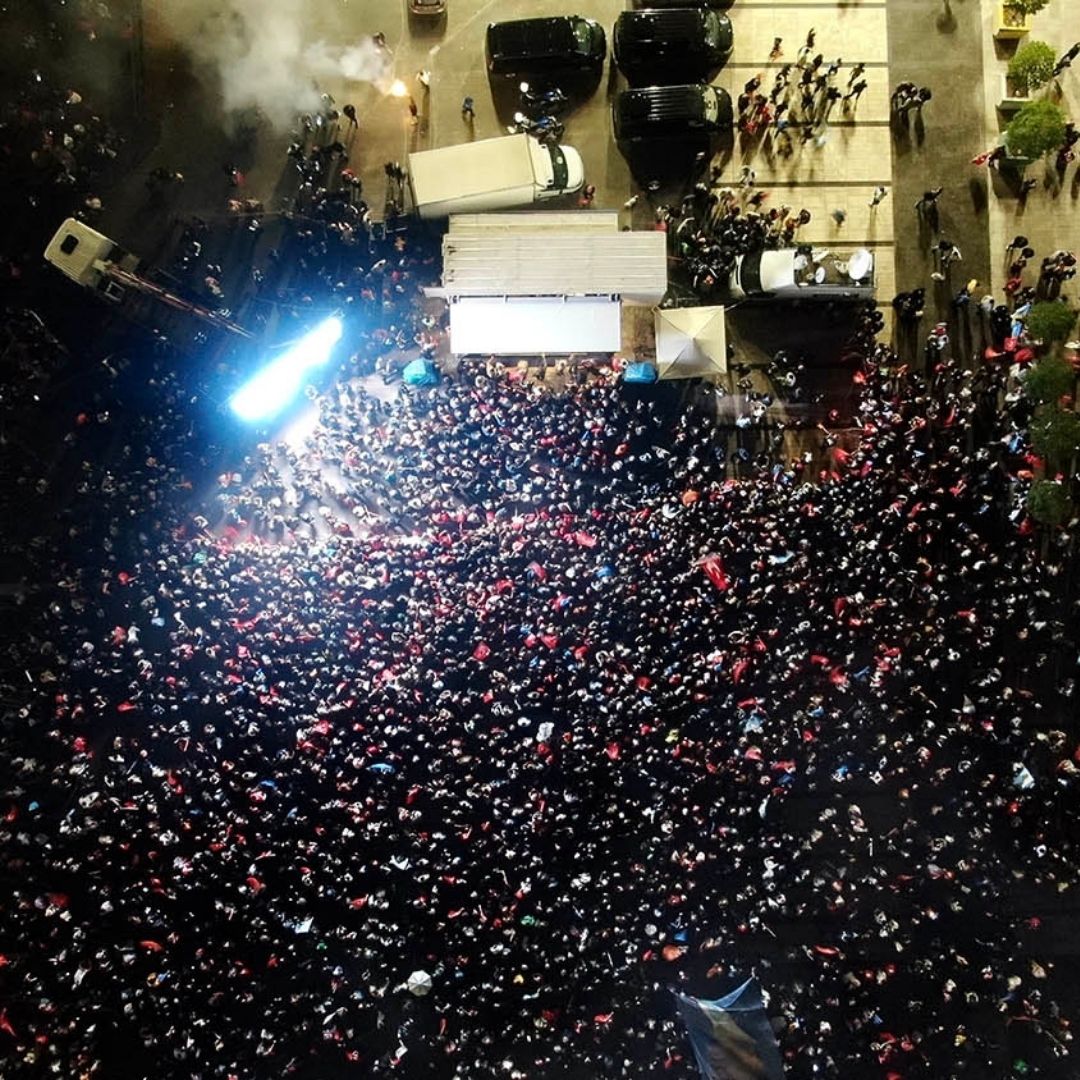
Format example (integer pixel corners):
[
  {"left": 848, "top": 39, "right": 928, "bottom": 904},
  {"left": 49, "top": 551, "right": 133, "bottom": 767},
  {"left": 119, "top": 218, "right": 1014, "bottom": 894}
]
[
  {"left": 548, "top": 144, "right": 569, "bottom": 189},
  {"left": 702, "top": 89, "right": 719, "bottom": 125},
  {"left": 740, "top": 251, "right": 764, "bottom": 294},
  {"left": 572, "top": 20, "right": 593, "bottom": 54},
  {"left": 704, "top": 11, "right": 720, "bottom": 44}
]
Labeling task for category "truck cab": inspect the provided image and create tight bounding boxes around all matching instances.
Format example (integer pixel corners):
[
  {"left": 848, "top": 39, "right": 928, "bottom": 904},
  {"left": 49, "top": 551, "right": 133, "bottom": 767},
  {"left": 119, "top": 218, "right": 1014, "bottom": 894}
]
[{"left": 43, "top": 218, "right": 139, "bottom": 296}]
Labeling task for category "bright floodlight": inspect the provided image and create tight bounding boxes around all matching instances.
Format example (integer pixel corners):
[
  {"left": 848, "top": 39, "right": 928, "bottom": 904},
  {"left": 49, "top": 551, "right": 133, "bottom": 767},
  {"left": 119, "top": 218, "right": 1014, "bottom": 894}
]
[{"left": 229, "top": 316, "right": 343, "bottom": 423}]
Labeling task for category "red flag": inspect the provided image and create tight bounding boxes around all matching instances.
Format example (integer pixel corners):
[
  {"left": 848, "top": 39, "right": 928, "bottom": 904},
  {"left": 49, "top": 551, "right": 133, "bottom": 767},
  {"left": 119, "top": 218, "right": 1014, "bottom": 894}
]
[{"left": 700, "top": 554, "right": 729, "bottom": 591}]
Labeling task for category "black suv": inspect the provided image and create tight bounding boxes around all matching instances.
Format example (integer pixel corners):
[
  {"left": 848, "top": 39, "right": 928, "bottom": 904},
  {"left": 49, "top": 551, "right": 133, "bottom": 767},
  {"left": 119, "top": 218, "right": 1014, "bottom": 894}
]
[
  {"left": 631, "top": 0, "right": 731, "bottom": 8},
  {"left": 486, "top": 16, "right": 606, "bottom": 81},
  {"left": 613, "top": 84, "right": 733, "bottom": 144},
  {"left": 613, "top": 8, "right": 733, "bottom": 85}
]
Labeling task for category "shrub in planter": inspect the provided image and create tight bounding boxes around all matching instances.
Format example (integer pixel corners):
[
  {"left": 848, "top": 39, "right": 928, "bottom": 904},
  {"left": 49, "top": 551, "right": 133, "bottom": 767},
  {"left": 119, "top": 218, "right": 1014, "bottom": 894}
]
[
  {"left": 1027, "top": 479, "right": 1072, "bottom": 527},
  {"left": 1005, "top": 0, "right": 1051, "bottom": 13},
  {"left": 1007, "top": 40, "right": 1057, "bottom": 94},
  {"left": 1023, "top": 353, "right": 1075, "bottom": 403},
  {"left": 1030, "top": 406, "right": 1080, "bottom": 466},
  {"left": 1005, "top": 99, "right": 1068, "bottom": 160},
  {"left": 1025, "top": 301, "right": 1079, "bottom": 345}
]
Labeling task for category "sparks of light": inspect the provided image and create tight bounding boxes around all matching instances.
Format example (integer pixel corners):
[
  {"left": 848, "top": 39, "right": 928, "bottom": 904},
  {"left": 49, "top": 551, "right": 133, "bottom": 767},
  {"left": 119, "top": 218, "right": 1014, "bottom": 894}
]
[
  {"left": 229, "top": 316, "right": 343, "bottom": 423},
  {"left": 389, "top": 79, "right": 408, "bottom": 98}
]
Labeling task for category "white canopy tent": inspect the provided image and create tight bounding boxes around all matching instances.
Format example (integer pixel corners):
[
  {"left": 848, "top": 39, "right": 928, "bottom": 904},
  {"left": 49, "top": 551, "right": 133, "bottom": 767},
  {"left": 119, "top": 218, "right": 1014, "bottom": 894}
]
[
  {"left": 449, "top": 295, "right": 621, "bottom": 355},
  {"left": 654, "top": 306, "right": 728, "bottom": 380}
]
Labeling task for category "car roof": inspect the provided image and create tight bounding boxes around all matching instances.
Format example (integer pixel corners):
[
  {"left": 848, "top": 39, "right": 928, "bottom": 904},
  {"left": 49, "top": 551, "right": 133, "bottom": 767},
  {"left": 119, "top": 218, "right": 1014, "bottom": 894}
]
[
  {"left": 617, "top": 8, "right": 708, "bottom": 37},
  {"left": 617, "top": 85, "right": 706, "bottom": 120},
  {"left": 488, "top": 16, "right": 578, "bottom": 55}
]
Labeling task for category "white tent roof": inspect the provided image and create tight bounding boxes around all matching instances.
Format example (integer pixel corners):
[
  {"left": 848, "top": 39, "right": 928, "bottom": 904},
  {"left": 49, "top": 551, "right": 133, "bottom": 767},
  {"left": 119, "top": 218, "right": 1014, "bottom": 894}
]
[
  {"left": 435, "top": 226, "right": 667, "bottom": 305},
  {"left": 449, "top": 295, "right": 621, "bottom": 355},
  {"left": 654, "top": 306, "right": 728, "bottom": 379}
]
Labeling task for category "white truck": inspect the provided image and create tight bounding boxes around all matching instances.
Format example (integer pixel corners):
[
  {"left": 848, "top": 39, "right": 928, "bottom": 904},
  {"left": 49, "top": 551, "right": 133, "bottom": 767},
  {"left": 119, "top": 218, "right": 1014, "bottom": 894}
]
[
  {"left": 407, "top": 133, "right": 584, "bottom": 220},
  {"left": 728, "top": 247, "right": 875, "bottom": 302},
  {"left": 44, "top": 218, "right": 251, "bottom": 337},
  {"left": 44, "top": 217, "right": 141, "bottom": 295}
]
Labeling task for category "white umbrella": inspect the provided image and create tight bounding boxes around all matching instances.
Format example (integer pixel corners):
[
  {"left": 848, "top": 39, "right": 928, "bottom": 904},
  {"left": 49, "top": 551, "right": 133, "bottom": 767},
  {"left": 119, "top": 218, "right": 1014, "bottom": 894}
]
[
  {"left": 653, "top": 306, "right": 729, "bottom": 380},
  {"left": 406, "top": 970, "right": 433, "bottom": 996}
]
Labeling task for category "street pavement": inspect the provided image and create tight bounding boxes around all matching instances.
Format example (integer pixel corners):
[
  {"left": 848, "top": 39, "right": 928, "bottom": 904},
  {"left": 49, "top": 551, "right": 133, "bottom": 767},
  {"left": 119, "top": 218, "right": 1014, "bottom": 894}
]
[
  {"left": 103, "top": 0, "right": 898, "bottom": 311},
  {"left": 60, "top": 0, "right": 1076, "bottom": 373}
]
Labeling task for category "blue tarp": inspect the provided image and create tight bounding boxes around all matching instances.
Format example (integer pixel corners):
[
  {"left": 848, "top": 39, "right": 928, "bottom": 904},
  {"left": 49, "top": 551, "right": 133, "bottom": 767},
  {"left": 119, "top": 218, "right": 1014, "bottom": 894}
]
[
  {"left": 624, "top": 361, "right": 659, "bottom": 384},
  {"left": 403, "top": 358, "right": 439, "bottom": 386},
  {"left": 675, "top": 980, "right": 785, "bottom": 1080}
]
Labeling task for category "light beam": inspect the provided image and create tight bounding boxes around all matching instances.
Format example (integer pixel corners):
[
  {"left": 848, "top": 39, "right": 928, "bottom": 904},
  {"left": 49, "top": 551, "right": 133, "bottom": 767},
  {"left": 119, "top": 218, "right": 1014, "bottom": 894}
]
[{"left": 229, "top": 316, "right": 343, "bottom": 423}]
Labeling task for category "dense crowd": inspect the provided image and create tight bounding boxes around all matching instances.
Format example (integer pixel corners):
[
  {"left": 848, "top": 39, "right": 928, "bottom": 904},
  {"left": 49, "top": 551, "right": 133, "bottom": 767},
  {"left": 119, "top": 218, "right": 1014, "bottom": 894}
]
[
  {"left": 3, "top": 271, "right": 1080, "bottom": 1078},
  {"left": 2, "top": 12, "right": 1080, "bottom": 1080}
]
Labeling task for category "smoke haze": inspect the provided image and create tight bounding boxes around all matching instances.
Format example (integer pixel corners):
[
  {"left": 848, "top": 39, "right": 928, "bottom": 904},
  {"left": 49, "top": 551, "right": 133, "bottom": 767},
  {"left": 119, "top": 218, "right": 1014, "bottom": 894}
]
[{"left": 155, "top": 0, "right": 390, "bottom": 128}]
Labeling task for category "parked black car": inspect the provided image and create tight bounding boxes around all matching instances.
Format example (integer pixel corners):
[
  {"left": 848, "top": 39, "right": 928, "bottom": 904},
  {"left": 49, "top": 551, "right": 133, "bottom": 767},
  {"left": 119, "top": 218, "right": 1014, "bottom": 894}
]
[
  {"left": 613, "top": 84, "right": 733, "bottom": 144},
  {"left": 613, "top": 8, "right": 733, "bottom": 85},
  {"left": 486, "top": 16, "right": 606, "bottom": 82},
  {"left": 631, "top": 0, "right": 732, "bottom": 8}
]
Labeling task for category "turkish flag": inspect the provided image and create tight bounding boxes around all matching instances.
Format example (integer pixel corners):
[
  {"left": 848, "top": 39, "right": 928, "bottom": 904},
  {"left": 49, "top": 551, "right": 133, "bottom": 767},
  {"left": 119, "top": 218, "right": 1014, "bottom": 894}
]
[{"left": 700, "top": 554, "right": 729, "bottom": 591}]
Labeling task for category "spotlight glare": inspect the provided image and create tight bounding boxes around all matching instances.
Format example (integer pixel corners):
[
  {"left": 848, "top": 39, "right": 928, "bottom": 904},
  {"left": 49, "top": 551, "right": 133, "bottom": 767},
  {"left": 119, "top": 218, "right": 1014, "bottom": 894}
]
[
  {"left": 390, "top": 79, "right": 408, "bottom": 98},
  {"left": 230, "top": 316, "right": 343, "bottom": 423}
]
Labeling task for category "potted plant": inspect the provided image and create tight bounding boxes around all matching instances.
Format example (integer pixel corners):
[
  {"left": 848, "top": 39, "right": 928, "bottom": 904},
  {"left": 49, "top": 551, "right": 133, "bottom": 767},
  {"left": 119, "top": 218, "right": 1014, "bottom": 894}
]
[
  {"left": 994, "top": 0, "right": 1051, "bottom": 40},
  {"left": 1031, "top": 406, "right": 1080, "bottom": 468},
  {"left": 1003, "top": 98, "right": 1068, "bottom": 167},
  {"left": 1001, "top": 39, "right": 1056, "bottom": 111},
  {"left": 1025, "top": 301, "right": 1079, "bottom": 347},
  {"left": 1027, "top": 478, "right": 1072, "bottom": 527},
  {"left": 1023, "top": 352, "right": 1076, "bottom": 403}
]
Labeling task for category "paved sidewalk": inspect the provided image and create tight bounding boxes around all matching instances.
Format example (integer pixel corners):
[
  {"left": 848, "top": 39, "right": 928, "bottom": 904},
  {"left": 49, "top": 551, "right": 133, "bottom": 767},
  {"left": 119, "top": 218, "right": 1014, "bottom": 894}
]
[
  {"left": 708, "top": 1, "right": 898, "bottom": 306},
  {"left": 975, "top": 0, "right": 1079, "bottom": 294},
  {"left": 885, "top": 0, "right": 994, "bottom": 351}
]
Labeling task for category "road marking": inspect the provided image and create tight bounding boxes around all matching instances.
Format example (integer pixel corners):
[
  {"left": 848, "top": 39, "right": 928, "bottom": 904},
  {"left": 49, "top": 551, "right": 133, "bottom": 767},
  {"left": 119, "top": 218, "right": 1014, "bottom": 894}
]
[{"left": 433, "top": 0, "right": 502, "bottom": 55}]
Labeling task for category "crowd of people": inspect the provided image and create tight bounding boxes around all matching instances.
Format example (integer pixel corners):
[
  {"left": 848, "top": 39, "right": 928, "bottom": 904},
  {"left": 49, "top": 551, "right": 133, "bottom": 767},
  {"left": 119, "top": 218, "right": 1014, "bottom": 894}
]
[
  {"left": 736, "top": 30, "right": 876, "bottom": 150},
  {"left": 4, "top": 240, "right": 1080, "bottom": 1079},
  {"left": 2, "top": 8, "right": 1080, "bottom": 1080}
]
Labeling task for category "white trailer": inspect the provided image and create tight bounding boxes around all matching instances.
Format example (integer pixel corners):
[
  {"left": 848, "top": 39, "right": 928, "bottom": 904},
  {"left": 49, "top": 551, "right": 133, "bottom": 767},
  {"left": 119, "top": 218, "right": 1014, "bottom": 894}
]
[{"left": 407, "top": 133, "right": 584, "bottom": 220}]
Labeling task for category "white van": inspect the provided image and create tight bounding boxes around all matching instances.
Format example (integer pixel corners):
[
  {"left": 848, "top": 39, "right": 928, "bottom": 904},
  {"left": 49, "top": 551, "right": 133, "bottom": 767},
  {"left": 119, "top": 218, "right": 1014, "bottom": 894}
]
[{"left": 408, "top": 133, "right": 584, "bottom": 220}]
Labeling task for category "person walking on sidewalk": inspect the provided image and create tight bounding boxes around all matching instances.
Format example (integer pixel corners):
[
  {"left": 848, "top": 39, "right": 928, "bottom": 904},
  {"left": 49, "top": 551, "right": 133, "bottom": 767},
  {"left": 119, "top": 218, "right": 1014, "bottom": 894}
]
[
  {"left": 914, "top": 187, "right": 943, "bottom": 214},
  {"left": 931, "top": 238, "right": 962, "bottom": 281},
  {"left": 868, "top": 185, "right": 888, "bottom": 208},
  {"left": 461, "top": 96, "right": 475, "bottom": 121},
  {"left": 843, "top": 79, "right": 868, "bottom": 104},
  {"left": 1053, "top": 43, "right": 1079, "bottom": 77},
  {"left": 891, "top": 81, "right": 917, "bottom": 112}
]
